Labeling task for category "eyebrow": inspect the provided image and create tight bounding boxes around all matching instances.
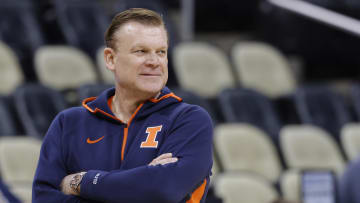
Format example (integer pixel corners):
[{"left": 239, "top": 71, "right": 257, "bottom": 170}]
[{"left": 131, "top": 44, "right": 168, "bottom": 50}]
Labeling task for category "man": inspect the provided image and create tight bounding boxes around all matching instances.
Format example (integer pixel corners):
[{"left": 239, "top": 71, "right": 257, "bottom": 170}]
[{"left": 32, "top": 8, "right": 213, "bottom": 203}]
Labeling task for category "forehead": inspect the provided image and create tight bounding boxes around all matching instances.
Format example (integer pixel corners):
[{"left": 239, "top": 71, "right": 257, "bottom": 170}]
[{"left": 113, "top": 21, "right": 168, "bottom": 48}]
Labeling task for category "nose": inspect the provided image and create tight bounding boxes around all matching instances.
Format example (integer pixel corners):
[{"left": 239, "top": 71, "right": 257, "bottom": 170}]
[{"left": 145, "top": 52, "right": 160, "bottom": 68}]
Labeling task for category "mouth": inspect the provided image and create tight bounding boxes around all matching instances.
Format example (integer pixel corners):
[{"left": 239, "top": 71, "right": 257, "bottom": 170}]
[{"left": 139, "top": 74, "right": 161, "bottom": 77}]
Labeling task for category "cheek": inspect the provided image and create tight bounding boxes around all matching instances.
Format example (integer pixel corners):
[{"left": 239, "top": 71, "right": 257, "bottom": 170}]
[
  {"left": 115, "top": 57, "right": 140, "bottom": 72},
  {"left": 161, "top": 59, "right": 168, "bottom": 71}
]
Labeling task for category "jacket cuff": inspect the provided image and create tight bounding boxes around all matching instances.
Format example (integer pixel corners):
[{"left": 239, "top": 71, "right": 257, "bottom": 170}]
[{"left": 80, "top": 170, "right": 106, "bottom": 200}]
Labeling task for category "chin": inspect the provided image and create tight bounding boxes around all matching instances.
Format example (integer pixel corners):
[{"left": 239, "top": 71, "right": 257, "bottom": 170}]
[{"left": 138, "top": 83, "right": 164, "bottom": 96}]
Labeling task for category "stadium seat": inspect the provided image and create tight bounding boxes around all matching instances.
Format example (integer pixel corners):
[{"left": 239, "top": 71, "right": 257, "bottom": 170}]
[
  {"left": 281, "top": 169, "right": 339, "bottom": 203},
  {"left": 172, "top": 88, "right": 218, "bottom": 124},
  {"left": 77, "top": 83, "right": 114, "bottom": 102},
  {"left": 0, "top": 136, "right": 42, "bottom": 203},
  {"left": 10, "top": 185, "right": 32, "bottom": 203},
  {"left": 280, "top": 125, "right": 345, "bottom": 175},
  {"left": 350, "top": 83, "right": 360, "bottom": 121},
  {"left": 13, "top": 84, "right": 67, "bottom": 138},
  {"left": 214, "top": 123, "right": 282, "bottom": 183},
  {"left": 294, "top": 85, "right": 351, "bottom": 141},
  {"left": 0, "top": 41, "right": 24, "bottom": 95},
  {"left": 34, "top": 45, "right": 98, "bottom": 91},
  {"left": 213, "top": 173, "right": 278, "bottom": 203},
  {"left": 272, "top": 95, "right": 301, "bottom": 126},
  {"left": 340, "top": 123, "right": 360, "bottom": 161},
  {"left": 231, "top": 41, "right": 296, "bottom": 98},
  {"left": 231, "top": 41, "right": 300, "bottom": 125},
  {"left": 218, "top": 88, "right": 282, "bottom": 144},
  {"left": 210, "top": 152, "right": 221, "bottom": 185},
  {"left": 279, "top": 170, "right": 301, "bottom": 202},
  {"left": 53, "top": 0, "right": 109, "bottom": 58},
  {"left": 173, "top": 42, "right": 236, "bottom": 98},
  {"left": 0, "top": 1, "right": 45, "bottom": 81},
  {"left": 339, "top": 157, "right": 360, "bottom": 203},
  {"left": 0, "top": 179, "right": 21, "bottom": 203},
  {"left": 0, "top": 96, "right": 17, "bottom": 136}
]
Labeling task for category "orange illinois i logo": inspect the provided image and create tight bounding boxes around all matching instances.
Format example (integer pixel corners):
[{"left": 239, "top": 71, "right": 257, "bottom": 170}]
[{"left": 140, "top": 125, "right": 162, "bottom": 148}]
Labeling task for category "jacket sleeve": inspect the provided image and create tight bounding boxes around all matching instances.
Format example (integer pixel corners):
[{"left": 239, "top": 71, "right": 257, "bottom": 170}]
[
  {"left": 80, "top": 106, "right": 213, "bottom": 203},
  {"left": 32, "top": 114, "right": 96, "bottom": 203}
]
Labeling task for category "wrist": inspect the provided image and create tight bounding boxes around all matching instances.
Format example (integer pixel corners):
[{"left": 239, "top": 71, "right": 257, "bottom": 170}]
[{"left": 70, "top": 172, "right": 86, "bottom": 195}]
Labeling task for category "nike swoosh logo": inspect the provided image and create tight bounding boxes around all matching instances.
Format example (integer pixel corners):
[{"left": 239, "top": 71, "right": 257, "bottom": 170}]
[{"left": 87, "top": 136, "right": 105, "bottom": 144}]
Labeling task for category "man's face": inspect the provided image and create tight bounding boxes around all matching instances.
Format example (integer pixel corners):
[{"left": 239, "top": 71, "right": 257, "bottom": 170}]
[{"left": 106, "top": 21, "right": 168, "bottom": 97}]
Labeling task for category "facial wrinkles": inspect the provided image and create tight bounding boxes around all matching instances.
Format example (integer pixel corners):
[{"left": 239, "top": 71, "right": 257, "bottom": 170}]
[
  {"left": 115, "top": 23, "right": 168, "bottom": 52},
  {"left": 112, "top": 22, "right": 168, "bottom": 92},
  {"left": 127, "top": 26, "right": 167, "bottom": 70}
]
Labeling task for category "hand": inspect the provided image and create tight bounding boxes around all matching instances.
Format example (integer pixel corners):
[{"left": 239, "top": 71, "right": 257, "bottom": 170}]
[
  {"left": 148, "top": 153, "right": 178, "bottom": 166},
  {"left": 60, "top": 174, "right": 77, "bottom": 195},
  {"left": 60, "top": 172, "right": 85, "bottom": 196}
]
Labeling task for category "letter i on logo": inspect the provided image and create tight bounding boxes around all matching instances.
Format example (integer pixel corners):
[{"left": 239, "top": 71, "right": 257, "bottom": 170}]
[{"left": 140, "top": 125, "right": 162, "bottom": 148}]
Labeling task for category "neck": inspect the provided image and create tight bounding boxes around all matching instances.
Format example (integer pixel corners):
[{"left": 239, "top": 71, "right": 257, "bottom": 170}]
[{"left": 111, "top": 87, "right": 160, "bottom": 123}]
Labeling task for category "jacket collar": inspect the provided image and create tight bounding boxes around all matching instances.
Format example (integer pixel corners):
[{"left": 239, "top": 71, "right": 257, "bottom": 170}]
[{"left": 82, "top": 86, "right": 182, "bottom": 123}]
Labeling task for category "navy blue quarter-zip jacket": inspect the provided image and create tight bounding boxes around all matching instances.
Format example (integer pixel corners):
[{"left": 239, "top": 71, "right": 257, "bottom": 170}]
[{"left": 32, "top": 87, "right": 213, "bottom": 203}]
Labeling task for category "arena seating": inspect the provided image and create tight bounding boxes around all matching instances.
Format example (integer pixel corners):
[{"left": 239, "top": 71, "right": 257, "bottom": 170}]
[
  {"left": 217, "top": 88, "right": 282, "bottom": 145},
  {"left": 0, "top": 41, "right": 24, "bottom": 95},
  {"left": 53, "top": 0, "right": 109, "bottom": 59},
  {"left": 34, "top": 45, "right": 99, "bottom": 91},
  {"left": 0, "top": 96, "right": 17, "bottom": 136},
  {"left": 280, "top": 125, "right": 345, "bottom": 175},
  {"left": 0, "top": 1, "right": 45, "bottom": 81},
  {"left": 340, "top": 123, "right": 360, "bottom": 161},
  {"left": 13, "top": 84, "right": 67, "bottom": 138},
  {"left": 294, "top": 85, "right": 351, "bottom": 142},
  {"left": 214, "top": 123, "right": 282, "bottom": 183},
  {"left": 173, "top": 42, "right": 236, "bottom": 98},
  {"left": 213, "top": 172, "right": 279, "bottom": 203},
  {"left": 0, "top": 136, "right": 42, "bottom": 202},
  {"left": 231, "top": 41, "right": 297, "bottom": 99}
]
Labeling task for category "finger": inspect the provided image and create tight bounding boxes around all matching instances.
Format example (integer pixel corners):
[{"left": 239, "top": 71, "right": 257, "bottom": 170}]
[
  {"left": 148, "top": 158, "right": 172, "bottom": 166},
  {"left": 148, "top": 153, "right": 174, "bottom": 166},
  {"left": 152, "top": 153, "right": 173, "bottom": 162},
  {"left": 60, "top": 175, "right": 72, "bottom": 195},
  {"left": 152, "top": 157, "right": 178, "bottom": 166}
]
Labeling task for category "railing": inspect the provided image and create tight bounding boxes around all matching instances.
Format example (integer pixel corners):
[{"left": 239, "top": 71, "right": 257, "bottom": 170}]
[
  {"left": 180, "top": 0, "right": 360, "bottom": 41},
  {"left": 267, "top": 0, "right": 360, "bottom": 37},
  {"left": 181, "top": 0, "right": 195, "bottom": 41}
]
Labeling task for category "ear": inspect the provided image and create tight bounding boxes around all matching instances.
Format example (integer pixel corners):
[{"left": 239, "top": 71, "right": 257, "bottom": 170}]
[{"left": 104, "top": 47, "right": 116, "bottom": 71}]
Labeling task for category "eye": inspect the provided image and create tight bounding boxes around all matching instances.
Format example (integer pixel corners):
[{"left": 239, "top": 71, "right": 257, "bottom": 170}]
[
  {"left": 157, "top": 50, "right": 167, "bottom": 55},
  {"left": 135, "top": 50, "right": 145, "bottom": 53}
]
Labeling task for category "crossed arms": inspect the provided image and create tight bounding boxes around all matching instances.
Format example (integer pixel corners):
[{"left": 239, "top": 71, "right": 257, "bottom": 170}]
[
  {"left": 32, "top": 107, "right": 213, "bottom": 203},
  {"left": 60, "top": 153, "right": 178, "bottom": 196}
]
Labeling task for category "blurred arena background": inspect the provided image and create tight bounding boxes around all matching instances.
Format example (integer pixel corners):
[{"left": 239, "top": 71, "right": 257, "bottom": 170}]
[{"left": 0, "top": 0, "right": 360, "bottom": 202}]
